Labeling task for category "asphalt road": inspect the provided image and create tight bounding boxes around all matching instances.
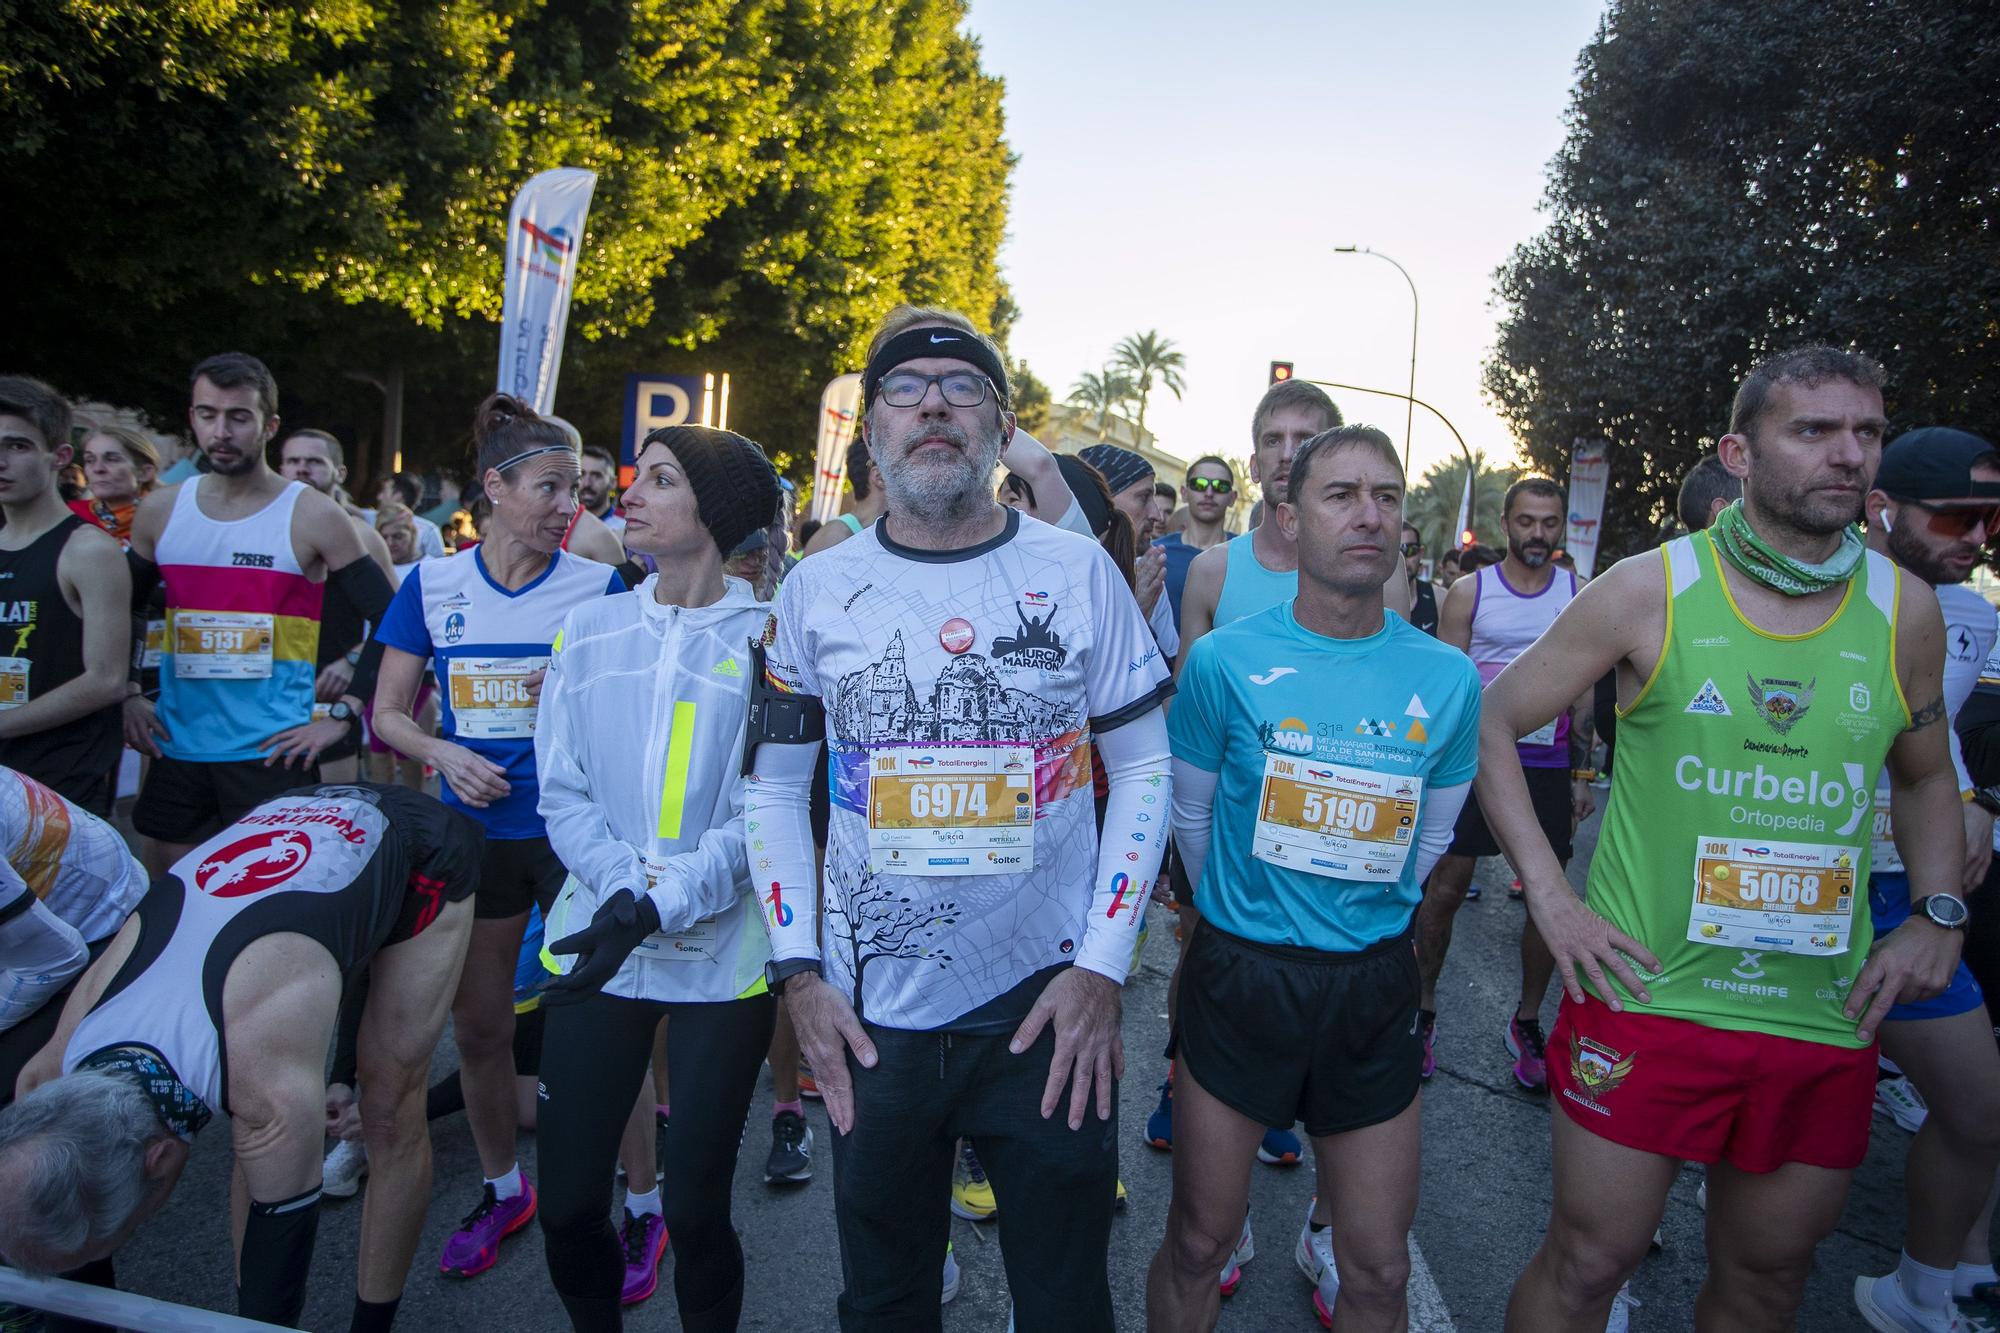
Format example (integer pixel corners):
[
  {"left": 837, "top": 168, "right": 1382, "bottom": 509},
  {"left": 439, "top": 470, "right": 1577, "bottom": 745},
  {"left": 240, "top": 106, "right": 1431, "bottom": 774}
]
[{"left": 87, "top": 804, "right": 1928, "bottom": 1330}]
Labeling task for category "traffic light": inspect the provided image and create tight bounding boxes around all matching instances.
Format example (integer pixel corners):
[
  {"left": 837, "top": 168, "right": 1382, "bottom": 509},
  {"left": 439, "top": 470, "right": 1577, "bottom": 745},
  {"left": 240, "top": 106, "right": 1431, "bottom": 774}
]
[
  {"left": 1461, "top": 528, "right": 1476, "bottom": 548},
  {"left": 1268, "top": 361, "right": 1294, "bottom": 385}
]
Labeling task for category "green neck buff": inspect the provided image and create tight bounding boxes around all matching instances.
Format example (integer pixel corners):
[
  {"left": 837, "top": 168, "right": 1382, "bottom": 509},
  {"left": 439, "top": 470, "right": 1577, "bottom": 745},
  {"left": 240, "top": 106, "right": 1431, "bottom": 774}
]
[{"left": 1709, "top": 499, "right": 1865, "bottom": 597}]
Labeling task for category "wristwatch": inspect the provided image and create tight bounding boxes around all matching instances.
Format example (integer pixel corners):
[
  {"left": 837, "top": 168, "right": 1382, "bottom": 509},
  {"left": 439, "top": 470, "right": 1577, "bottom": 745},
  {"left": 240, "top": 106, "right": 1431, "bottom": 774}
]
[
  {"left": 1913, "top": 894, "right": 1970, "bottom": 931},
  {"left": 328, "top": 700, "right": 356, "bottom": 725},
  {"left": 763, "top": 957, "right": 823, "bottom": 995}
]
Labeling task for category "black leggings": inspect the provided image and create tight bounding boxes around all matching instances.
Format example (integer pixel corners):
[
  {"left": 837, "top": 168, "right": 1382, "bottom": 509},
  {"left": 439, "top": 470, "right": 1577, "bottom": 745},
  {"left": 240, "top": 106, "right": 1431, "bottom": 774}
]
[{"left": 537, "top": 990, "right": 775, "bottom": 1332}]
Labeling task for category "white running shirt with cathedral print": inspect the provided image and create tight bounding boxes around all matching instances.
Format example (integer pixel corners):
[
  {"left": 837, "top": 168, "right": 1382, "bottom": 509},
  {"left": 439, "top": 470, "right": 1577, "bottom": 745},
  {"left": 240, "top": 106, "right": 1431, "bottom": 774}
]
[{"left": 761, "top": 508, "right": 1171, "bottom": 1030}]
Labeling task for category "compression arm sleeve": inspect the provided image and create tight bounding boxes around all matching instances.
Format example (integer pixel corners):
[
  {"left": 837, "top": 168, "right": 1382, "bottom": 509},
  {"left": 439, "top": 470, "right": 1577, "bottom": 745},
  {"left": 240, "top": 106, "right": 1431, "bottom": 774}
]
[
  {"left": 1169, "top": 759, "right": 1218, "bottom": 900},
  {"left": 1414, "top": 782, "right": 1471, "bottom": 885},
  {"left": 1076, "top": 708, "right": 1171, "bottom": 984},
  {"left": 237, "top": 1188, "right": 322, "bottom": 1327},
  {"left": 0, "top": 872, "right": 89, "bottom": 1033},
  {"left": 330, "top": 557, "right": 397, "bottom": 705},
  {"left": 745, "top": 740, "right": 822, "bottom": 963},
  {"left": 125, "top": 550, "right": 161, "bottom": 608}
]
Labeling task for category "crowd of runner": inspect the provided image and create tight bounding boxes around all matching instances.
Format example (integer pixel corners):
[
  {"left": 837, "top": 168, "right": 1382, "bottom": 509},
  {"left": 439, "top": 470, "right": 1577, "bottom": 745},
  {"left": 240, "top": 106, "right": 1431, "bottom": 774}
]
[{"left": 0, "top": 317, "right": 1994, "bottom": 1333}]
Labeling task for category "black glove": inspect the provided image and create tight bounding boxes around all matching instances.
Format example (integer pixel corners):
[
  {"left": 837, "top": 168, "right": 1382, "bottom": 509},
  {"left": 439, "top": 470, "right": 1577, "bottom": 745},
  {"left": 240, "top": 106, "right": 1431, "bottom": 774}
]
[{"left": 541, "top": 888, "right": 662, "bottom": 1005}]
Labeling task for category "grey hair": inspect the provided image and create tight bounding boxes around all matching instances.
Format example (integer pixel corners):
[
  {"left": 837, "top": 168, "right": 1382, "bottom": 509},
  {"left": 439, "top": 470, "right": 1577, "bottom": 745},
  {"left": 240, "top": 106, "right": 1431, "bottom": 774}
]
[{"left": 0, "top": 1071, "right": 163, "bottom": 1272}]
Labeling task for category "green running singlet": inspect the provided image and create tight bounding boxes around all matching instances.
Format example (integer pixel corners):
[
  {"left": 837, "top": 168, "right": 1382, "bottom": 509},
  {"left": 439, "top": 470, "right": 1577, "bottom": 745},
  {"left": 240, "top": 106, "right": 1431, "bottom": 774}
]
[{"left": 1587, "top": 532, "right": 1906, "bottom": 1048}]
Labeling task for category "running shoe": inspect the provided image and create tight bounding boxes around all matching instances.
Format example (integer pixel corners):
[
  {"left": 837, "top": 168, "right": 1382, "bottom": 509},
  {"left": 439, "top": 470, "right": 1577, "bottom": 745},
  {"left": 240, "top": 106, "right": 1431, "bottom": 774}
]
[
  {"left": 1145, "top": 1076, "right": 1174, "bottom": 1150},
  {"left": 1876, "top": 1075, "right": 1929, "bottom": 1133},
  {"left": 765, "top": 1108, "right": 813, "bottom": 1185},
  {"left": 1115, "top": 1178, "right": 1128, "bottom": 1211},
  {"left": 1855, "top": 1271, "right": 1979, "bottom": 1332},
  {"left": 1419, "top": 1012, "right": 1438, "bottom": 1081},
  {"left": 1506, "top": 1014, "right": 1550, "bottom": 1091},
  {"left": 1591, "top": 772, "right": 1612, "bottom": 791},
  {"left": 1258, "top": 1125, "right": 1303, "bottom": 1165},
  {"left": 619, "top": 1208, "right": 669, "bottom": 1306},
  {"left": 1219, "top": 1210, "right": 1255, "bottom": 1296},
  {"left": 1696, "top": 1178, "right": 1707, "bottom": 1212},
  {"left": 1508, "top": 878, "right": 1524, "bottom": 900},
  {"left": 1607, "top": 1281, "right": 1639, "bottom": 1333},
  {"left": 798, "top": 1061, "right": 822, "bottom": 1101},
  {"left": 942, "top": 1242, "right": 961, "bottom": 1305},
  {"left": 1295, "top": 1198, "right": 1340, "bottom": 1327},
  {"left": 1465, "top": 883, "right": 1482, "bottom": 902},
  {"left": 322, "top": 1138, "right": 368, "bottom": 1199},
  {"left": 438, "top": 1180, "right": 538, "bottom": 1277},
  {"left": 951, "top": 1141, "right": 997, "bottom": 1221}
]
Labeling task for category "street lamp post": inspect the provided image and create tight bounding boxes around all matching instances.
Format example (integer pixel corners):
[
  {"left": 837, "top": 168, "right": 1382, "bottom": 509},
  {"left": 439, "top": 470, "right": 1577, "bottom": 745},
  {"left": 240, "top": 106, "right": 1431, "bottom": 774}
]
[
  {"left": 1333, "top": 246, "right": 1419, "bottom": 472},
  {"left": 1305, "top": 378, "right": 1477, "bottom": 544}
]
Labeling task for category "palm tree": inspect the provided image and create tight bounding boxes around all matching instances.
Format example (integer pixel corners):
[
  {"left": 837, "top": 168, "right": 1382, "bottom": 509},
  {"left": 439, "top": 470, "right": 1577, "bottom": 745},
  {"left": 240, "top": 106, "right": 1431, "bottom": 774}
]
[
  {"left": 1067, "top": 368, "right": 1137, "bottom": 441},
  {"left": 1110, "top": 330, "right": 1185, "bottom": 435},
  {"left": 1404, "top": 450, "right": 1516, "bottom": 556}
]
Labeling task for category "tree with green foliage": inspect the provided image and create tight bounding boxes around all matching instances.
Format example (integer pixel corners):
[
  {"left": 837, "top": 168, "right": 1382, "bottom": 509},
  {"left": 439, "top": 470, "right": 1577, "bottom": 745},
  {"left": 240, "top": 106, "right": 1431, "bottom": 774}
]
[
  {"left": 1487, "top": 0, "right": 1999, "bottom": 561},
  {"left": 1111, "top": 330, "right": 1184, "bottom": 435},
  {"left": 1068, "top": 368, "right": 1136, "bottom": 441},
  {"left": 0, "top": 0, "right": 1024, "bottom": 483},
  {"left": 1404, "top": 451, "right": 1516, "bottom": 556}
]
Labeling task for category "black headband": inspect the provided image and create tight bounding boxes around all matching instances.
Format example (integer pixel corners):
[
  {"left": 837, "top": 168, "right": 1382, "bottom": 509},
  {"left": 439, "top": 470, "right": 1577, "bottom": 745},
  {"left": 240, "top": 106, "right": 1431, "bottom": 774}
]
[{"left": 862, "top": 326, "right": 1009, "bottom": 407}]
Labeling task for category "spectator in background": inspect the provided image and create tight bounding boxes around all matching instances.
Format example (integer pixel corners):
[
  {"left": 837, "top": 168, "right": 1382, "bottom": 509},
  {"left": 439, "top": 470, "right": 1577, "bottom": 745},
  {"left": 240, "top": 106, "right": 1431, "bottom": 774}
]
[
  {"left": 578, "top": 446, "right": 625, "bottom": 536},
  {"left": 1146, "top": 480, "right": 1178, "bottom": 545},
  {"left": 1676, "top": 452, "right": 1741, "bottom": 532},
  {"left": 72, "top": 420, "right": 160, "bottom": 547},
  {"left": 1436, "top": 548, "right": 1463, "bottom": 588},
  {"left": 1152, "top": 454, "right": 1238, "bottom": 628},
  {"left": 422, "top": 465, "right": 464, "bottom": 531},
  {"left": 378, "top": 473, "right": 447, "bottom": 558}
]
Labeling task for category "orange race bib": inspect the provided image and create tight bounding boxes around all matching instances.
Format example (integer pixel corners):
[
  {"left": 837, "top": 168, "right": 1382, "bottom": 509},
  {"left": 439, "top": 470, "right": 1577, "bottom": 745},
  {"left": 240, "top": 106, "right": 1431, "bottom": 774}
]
[
  {"left": 447, "top": 656, "right": 547, "bottom": 739},
  {"left": 172, "top": 612, "right": 273, "bottom": 679},
  {"left": 867, "top": 744, "right": 1036, "bottom": 875},
  {"left": 1253, "top": 754, "right": 1421, "bottom": 882},
  {"left": 1688, "top": 835, "right": 1856, "bottom": 956}
]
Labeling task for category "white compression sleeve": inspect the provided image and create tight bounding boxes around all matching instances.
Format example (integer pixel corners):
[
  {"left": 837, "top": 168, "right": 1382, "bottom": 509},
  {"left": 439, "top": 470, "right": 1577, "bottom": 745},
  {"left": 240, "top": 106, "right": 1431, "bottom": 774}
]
[
  {"left": 1074, "top": 709, "right": 1172, "bottom": 984},
  {"left": 1414, "top": 782, "right": 1472, "bottom": 884},
  {"left": 745, "top": 740, "right": 823, "bottom": 963},
  {"left": 0, "top": 881, "right": 89, "bottom": 1033},
  {"left": 1168, "top": 759, "right": 1218, "bottom": 897}
]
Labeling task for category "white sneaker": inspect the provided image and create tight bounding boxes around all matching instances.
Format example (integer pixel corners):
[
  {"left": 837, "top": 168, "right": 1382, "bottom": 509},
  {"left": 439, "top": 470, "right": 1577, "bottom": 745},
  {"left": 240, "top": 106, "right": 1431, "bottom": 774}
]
[
  {"left": 1295, "top": 1197, "right": 1340, "bottom": 1327},
  {"left": 1855, "top": 1272, "right": 1977, "bottom": 1331},
  {"left": 941, "top": 1242, "right": 960, "bottom": 1305},
  {"left": 1877, "top": 1076, "right": 1930, "bottom": 1133},
  {"left": 1606, "top": 1281, "right": 1640, "bottom": 1333},
  {"left": 322, "top": 1139, "right": 368, "bottom": 1198},
  {"left": 1219, "top": 1209, "right": 1254, "bottom": 1294},
  {"left": 1696, "top": 1178, "right": 1707, "bottom": 1212}
]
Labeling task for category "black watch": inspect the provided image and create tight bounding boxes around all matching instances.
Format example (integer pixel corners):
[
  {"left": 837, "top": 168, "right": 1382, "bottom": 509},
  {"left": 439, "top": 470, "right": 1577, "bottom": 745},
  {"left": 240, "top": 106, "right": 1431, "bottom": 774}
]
[
  {"left": 328, "top": 701, "right": 356, "bottom": 724},
  {"left": 1913, "top": 894, "right": 1970, "bottom": 931},
  {"left": 764, "top": 957, "right": 822, "bottom": 995}
]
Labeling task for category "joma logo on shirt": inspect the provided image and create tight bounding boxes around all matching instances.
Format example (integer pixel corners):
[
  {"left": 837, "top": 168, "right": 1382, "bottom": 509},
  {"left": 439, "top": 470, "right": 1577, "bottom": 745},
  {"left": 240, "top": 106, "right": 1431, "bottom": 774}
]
[{"left": 231, "top": 552, "right": 275, "bottom": 569}]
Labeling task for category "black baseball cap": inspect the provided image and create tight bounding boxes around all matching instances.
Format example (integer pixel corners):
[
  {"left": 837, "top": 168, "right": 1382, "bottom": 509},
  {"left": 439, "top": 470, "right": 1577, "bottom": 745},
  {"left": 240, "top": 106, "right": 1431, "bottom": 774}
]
[{"left": 1873, "top": 426, "right": 2000, "bottom": 500}]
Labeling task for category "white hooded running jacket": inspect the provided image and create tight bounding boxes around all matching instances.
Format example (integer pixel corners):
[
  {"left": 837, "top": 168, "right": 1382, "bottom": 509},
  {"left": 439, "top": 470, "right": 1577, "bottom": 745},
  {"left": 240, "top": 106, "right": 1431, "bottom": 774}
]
[{"left": 536, "top": 575, "right": 771, "bottom": 1003}]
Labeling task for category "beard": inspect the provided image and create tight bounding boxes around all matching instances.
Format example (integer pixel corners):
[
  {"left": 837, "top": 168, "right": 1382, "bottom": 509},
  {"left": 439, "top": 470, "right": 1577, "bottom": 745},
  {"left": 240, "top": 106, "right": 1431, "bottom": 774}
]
[
  {"left": 1885, "top": 518, "right": 1971, "bottom": 587},
  {"left": 874, "top": 421, "right": 1004, "bottom": 524},
  {"left": 204, "top": 447, "right": 258, "bottom": 478},
  {"left": 1509, "top": 535, "right": 1552, "bottom": 568}
]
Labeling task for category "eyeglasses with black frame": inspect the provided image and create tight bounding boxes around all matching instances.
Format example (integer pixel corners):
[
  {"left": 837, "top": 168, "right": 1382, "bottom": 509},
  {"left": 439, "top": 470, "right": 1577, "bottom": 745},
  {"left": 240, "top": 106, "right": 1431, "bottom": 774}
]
[
  {"left": 1186, "top": 476, "right": 1234, "bottom": 495},
  {"left": 1400, "top": 540, "right": 1424, "bottom": 556},
  {"left": 875, "top": 371, "right": 993, "bottom": 409}
]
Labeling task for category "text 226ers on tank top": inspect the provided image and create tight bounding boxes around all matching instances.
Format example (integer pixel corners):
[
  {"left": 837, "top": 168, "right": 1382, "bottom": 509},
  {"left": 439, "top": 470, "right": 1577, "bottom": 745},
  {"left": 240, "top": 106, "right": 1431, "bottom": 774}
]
[
  {"left": 1587, "top": 533, "right": 1904, "bottom": 1048},
  {"left": 1468, "top": 563, "right": 1577, "bottom": 766},
  {"left": 762, "top": 509, "right": 1172, "bottom": 1030},
  {"left": 154, "top": 480, "right": 322, "bottom": 762}
]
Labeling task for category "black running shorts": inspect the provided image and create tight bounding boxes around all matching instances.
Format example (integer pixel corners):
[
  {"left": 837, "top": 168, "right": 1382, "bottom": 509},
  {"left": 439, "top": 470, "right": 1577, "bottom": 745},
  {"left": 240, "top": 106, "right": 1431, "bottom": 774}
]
[
  {"left": 133, "top": 755, "right": 321, "bottom": 845},
  {"left": 476, "top": 833, "right": 566, "bottom": 921},
  {"left": 1176, "top": 921, "right": 1421, "bottom": 1139},
  {"left": 1447, "top": 763, "right": 1574, "bottom": 862}
]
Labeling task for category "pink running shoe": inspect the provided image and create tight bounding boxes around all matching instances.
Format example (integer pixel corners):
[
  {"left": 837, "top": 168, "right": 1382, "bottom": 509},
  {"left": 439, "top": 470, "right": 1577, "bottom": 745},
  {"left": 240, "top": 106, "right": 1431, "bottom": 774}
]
[
  {"left": 438, "top": 1180, "right": 537, "bottom": 1277},
  {"left": 619, "top": 1208, "right": 670, "bottom": 1305},
  {"left": 1505, "top": 1014, "right": 1549, "bottom": 1092}
]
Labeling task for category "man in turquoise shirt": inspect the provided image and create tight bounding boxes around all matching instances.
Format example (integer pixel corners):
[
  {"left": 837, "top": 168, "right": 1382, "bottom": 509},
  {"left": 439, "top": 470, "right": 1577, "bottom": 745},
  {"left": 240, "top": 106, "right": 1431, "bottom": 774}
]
[{"left": 1145, "top": 425, "right": 1481, "bottom": 1333}]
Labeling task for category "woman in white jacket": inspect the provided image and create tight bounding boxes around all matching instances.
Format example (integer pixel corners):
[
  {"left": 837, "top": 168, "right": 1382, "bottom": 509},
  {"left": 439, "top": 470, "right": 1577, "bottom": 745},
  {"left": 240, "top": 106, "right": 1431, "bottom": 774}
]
[{"left": 531, "top": 425, "right": 782, "bottom": 1332}]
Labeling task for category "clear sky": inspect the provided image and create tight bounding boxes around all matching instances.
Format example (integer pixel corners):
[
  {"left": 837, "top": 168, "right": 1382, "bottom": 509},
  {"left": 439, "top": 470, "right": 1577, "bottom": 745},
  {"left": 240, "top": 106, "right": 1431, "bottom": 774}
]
[{"left": 961, "top": 0, "right": 1607, "bottom": 483}]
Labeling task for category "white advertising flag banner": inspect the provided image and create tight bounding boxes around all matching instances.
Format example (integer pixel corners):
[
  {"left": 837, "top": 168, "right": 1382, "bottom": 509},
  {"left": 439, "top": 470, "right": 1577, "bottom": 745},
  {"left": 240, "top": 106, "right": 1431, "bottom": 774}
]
[
  {"left": 809, "top": 373, "right": 865, "bottom": 522},
  {"left": 497, "top": 168, "right": 597, "bottom": 413},
  {"left": 1566, "top": 438, "right": 1611, "bottom": 578}
]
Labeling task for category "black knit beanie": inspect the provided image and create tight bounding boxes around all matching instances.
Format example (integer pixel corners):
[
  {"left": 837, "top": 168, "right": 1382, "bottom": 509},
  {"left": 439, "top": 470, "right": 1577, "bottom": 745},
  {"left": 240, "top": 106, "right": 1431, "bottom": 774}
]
[{"left": 640, "top": 425, "right": 782, "bottom": 557}]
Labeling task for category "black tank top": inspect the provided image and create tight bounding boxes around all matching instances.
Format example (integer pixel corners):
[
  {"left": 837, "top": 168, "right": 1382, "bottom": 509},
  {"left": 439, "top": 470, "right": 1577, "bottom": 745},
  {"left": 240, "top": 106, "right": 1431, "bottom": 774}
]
[{"left": 0, "top": 515, "right": 121, "bottom": 806}]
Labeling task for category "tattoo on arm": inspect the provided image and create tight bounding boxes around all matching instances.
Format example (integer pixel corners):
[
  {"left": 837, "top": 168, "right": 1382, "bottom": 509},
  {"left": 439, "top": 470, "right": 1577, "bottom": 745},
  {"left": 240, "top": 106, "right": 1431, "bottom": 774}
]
[
  {"left": 1907, "top": 697, "right": 1946, "bottom": 731},
  {"left": 1570, "top": 710, "right": 1596, "bottom": 767}
]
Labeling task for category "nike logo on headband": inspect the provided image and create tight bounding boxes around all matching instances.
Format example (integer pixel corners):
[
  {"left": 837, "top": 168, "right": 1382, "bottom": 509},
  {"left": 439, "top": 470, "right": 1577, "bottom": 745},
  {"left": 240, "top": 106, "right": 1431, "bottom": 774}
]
[{"left": 928, "top": 334, "right": 960, "bottom": 344}]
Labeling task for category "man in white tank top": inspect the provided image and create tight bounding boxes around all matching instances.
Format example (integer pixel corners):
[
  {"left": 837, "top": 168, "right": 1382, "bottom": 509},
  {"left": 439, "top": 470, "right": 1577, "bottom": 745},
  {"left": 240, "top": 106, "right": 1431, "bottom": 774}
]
[
  {"left": 1418, "top": 477, "right": 1595, "bottom": 1092},
  {"left": 123, "top": 355, "right": 400, "bottom": 878}
]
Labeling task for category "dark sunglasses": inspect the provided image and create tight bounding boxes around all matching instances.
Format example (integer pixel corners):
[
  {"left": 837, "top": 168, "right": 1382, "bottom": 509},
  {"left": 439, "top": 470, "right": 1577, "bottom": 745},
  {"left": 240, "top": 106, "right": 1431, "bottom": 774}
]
[
  {"left": 1895, "top": 496, "right": 2000, "bottom": 540},
  {"left": 1186, "top": 476, "right": 1233, "bottom": 495},
  {"left": 1400, "top": 541, "right": 1424, "bottom": 556}
]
